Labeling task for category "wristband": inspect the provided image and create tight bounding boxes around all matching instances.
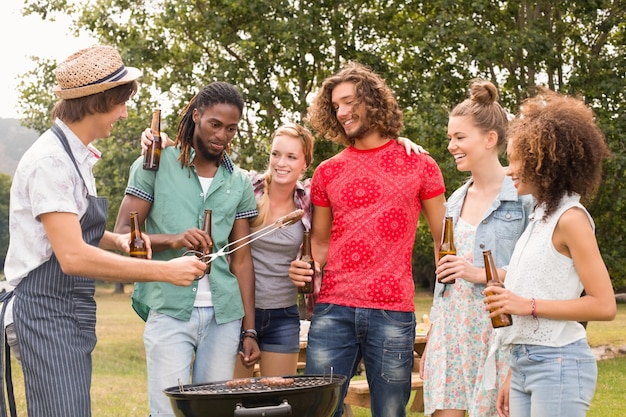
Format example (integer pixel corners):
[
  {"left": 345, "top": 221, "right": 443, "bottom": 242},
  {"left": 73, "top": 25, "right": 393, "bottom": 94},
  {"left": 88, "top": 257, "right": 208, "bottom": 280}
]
[
  {"left": 530, "top": 298, "right": 537, "bottom": 318},
  {"left": 241, "top": 329, "right": 258, "bottom": 342},
  {"left": 242, "top": 329, "right": 258, "bottom": 337}
]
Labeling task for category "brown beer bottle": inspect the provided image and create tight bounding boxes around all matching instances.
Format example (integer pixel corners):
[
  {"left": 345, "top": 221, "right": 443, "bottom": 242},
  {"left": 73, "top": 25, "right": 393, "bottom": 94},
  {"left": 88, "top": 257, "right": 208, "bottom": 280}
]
[
  {"left": 143, "top": 109, "right": 162, "bottom": 171},
  {"left": 201, "top": 209, "right": 214, "bottom": 274},
  {"left": 129, "top": 211, "right": 147, "bottom": 259},
  {"left": 298, "top": 231, "right": 315, "bottom": 294},
  {"left": 483, "top": 250, "right": 513, "bottom": 328},
  {"left": 437, "top": 216, "right": 456, "bottom": 284}
]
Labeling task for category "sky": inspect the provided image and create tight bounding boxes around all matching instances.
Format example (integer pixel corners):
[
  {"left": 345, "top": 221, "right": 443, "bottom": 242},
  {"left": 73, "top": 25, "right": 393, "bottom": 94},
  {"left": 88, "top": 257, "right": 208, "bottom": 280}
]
[{"left": 0, "top": 0, "right": 95, "bottom": 119}]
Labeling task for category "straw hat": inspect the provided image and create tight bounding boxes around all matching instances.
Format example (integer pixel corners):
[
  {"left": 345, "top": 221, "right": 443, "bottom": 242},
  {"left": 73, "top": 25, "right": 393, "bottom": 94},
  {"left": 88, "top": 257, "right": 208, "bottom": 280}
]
[{"left": 53, "top": 45, "right": 142, "bottom": 99}]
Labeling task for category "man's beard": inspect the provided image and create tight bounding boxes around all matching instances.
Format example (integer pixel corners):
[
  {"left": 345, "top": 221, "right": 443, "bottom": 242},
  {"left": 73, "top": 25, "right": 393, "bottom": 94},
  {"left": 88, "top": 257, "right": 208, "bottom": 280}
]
[
  {"left": 196, "top": 136, "right": 224, "bottom": 162},
  {"left": 347, "top": 123, "right": 370, "bottom": 142}
]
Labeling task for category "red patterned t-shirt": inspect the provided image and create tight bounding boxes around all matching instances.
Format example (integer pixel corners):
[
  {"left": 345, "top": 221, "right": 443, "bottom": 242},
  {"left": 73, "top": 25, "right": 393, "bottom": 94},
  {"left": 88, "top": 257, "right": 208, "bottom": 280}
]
[{"left": 311, "top": 140, "right": 445, "bottom": 311}]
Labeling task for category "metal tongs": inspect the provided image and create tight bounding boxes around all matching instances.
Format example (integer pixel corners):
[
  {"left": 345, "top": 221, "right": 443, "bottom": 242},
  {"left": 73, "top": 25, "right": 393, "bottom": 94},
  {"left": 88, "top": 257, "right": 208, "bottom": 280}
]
[{"left": 183, "top": 208, "right": 305, "bottom": 267}]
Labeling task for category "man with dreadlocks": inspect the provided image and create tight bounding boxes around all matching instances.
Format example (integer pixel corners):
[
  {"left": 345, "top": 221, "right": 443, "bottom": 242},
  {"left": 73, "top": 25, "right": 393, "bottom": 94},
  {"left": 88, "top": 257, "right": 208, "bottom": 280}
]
[{"left": 115, "top": 82, "right": 260, "bottom": 417}]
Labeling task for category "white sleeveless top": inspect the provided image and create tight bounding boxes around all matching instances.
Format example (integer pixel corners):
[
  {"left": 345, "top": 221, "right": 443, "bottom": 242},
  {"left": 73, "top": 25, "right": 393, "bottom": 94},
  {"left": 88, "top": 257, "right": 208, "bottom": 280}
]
[{"left": 500, "top": 194, "right": 590, "bottom": 347}]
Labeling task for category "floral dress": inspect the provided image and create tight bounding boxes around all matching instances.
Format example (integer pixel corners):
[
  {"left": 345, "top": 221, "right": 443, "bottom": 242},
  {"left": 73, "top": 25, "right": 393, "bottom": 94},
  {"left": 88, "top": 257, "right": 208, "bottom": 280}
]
[
  {"left": 423, "top": 218, "right": 495, "bottom": 415},
  {"left": 469, "top": 329, "right": 511, "bottom": 416}
]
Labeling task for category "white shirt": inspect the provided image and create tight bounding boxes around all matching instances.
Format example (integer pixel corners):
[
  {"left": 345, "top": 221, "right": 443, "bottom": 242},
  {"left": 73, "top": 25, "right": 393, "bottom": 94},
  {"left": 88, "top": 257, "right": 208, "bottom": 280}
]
[
  {"left": 194, "top": 176, "right": 214, "bottom": 307},
  {"left": 4, "top": 119, "right": 101, "bottom": 286},
  {"left": 500, "top": 194, "right": 589, "bottom": 347}
]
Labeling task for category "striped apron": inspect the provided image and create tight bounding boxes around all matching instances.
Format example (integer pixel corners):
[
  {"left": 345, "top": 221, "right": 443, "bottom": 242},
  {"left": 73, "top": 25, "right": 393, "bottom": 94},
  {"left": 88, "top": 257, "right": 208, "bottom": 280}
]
[{"left": 12, "top": 124, "right": 107, "bottom": 417}]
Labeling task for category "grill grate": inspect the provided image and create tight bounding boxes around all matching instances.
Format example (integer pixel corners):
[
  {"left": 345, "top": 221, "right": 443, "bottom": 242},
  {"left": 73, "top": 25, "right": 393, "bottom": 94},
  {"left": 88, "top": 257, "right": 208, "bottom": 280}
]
[{"left": 178, "top": 376, "right": 337, "bottom": 395}]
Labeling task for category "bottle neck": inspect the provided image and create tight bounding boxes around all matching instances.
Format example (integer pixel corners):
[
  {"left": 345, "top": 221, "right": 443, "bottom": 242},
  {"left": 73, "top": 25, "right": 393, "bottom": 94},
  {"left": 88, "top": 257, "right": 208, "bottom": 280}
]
[
  {"left": 150, "top": 110, "right": 161, "bottom": 135},
  {"left": 483, "top": 251, "right": 499, "bottom": 284},
  {"left": 301, "top": 232, "right": 312, "bottom": 259},
  {"left": 131, "top": 215, "right": 140, "bottom": 235},
  {"left": 202, "top": 211, "right": 212, "bottom": 235},
  {"left": 443, "top": 218, "right": 454, "bottom": 242}
]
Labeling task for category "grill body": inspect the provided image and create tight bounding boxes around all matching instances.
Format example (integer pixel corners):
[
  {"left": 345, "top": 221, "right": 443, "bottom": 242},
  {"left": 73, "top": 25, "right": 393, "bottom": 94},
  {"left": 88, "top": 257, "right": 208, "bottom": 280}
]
[{"left": 164, "top": 375, "right": 347, "bottom": 417}]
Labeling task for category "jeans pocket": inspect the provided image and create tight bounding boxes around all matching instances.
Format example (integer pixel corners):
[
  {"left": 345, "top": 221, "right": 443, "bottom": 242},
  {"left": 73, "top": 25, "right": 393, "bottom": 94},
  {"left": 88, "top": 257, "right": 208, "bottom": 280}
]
[
  {"left": 526, "top": 349, "right": 561, "bottom": 364},
  {"left": 381, "top": 338, "right": 414, "bottom": 383},
  {"left": 312, "top": 303, "right": 333, "bottom": 317},
  {"left": 381, "top": 309, "right": 415, "bottom": 327},
  {"left": 284, "top": 305, "right": 301, "bottom": 318},
  {"left": 577, "top": 358, "right": 597, "bottom": 404}
]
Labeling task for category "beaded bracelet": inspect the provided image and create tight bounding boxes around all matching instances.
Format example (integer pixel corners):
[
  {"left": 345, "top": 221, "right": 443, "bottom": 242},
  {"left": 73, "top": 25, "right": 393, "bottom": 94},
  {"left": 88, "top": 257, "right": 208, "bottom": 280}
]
[
  {"left": 530, "top": 298, "right": 537, "bottom": 318},
  {"left": 530, "top": 297, "right": 539, "bottom": 333}
]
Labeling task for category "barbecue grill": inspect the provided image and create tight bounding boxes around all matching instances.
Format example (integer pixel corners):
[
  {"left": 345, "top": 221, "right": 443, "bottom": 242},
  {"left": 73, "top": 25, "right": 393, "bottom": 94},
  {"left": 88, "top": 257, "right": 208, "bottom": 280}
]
[{"left": 164, "top": 374, "right": 347, "bottom": 417}]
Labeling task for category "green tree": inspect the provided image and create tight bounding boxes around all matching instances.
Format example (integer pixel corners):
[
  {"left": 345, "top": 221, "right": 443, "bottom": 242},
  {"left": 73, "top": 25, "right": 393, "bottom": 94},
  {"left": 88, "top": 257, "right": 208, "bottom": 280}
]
[
  {"left": 386, "top": 0, "right": 626, "bottom": 290},
  {"left": 16, "top": 0, "right": 626, "bottom": 291}
]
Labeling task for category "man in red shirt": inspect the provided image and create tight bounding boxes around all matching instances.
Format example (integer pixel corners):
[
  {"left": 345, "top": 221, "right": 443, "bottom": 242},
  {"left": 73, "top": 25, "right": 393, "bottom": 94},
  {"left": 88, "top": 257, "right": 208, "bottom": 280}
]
[{"left": 290, "top": 62, "right": 446, "bottom": 417}]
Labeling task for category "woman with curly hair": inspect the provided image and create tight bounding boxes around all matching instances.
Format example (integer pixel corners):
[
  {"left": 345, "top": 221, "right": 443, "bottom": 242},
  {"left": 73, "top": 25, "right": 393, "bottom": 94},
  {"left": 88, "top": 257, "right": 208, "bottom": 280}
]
[{"left": 485, "top": 88, "right": 616, "bottom": 417}]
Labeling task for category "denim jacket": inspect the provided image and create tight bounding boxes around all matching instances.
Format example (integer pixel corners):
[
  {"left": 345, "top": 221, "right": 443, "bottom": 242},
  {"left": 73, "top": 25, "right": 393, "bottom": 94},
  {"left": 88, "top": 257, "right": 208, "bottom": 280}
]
[{"left": 434, "top": 175, "right": 534, "bottom": 298}]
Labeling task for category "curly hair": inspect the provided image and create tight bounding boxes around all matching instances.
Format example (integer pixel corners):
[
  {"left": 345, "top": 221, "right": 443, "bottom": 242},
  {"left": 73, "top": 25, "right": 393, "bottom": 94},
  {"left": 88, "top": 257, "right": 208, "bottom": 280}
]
[
  {"left": 306, "top": 61, "right": 403, "bottom": 146},
  {"left": 508, "top": 87, "right": 611, "bottom": 218},
  {"left": 450, "top": 79, "right": 509, "bottom": 152},
  {"left": 251, "top": 123, "right": 315, "bottom": 229},
  {"left": 175, "top": 81, "right": 244, "bottom": 168}
]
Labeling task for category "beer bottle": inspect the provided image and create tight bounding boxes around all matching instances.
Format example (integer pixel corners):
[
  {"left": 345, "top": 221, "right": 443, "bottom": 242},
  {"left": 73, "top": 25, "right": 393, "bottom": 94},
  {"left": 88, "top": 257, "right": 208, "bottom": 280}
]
[
  {"left": 298, "top": 231, "right": 315, "bottom": 294},
  {"left": 483, "top": 250, "right": 513, "bottom": 328},
  {"left": 437, "top": 216, "right": 456, "bottom": 284},
  {"left": 201, "top": 209, "right": 214, "bottom": 274},
  {"left": 143, "top": 109, "right": 162, "bottom": 171},
  {"left": 129, "top": 211, "right": 147, "bottom": 259}
]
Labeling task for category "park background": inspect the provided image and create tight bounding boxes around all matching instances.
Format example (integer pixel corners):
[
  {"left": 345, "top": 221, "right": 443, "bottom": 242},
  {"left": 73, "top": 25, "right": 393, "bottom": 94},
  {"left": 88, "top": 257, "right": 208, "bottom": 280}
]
[
  {"left": 0, "top": 1, "right": 625, "bottom": 414},
  {"left": 0, "top": 1, "right": 626, "bottom": 295}
]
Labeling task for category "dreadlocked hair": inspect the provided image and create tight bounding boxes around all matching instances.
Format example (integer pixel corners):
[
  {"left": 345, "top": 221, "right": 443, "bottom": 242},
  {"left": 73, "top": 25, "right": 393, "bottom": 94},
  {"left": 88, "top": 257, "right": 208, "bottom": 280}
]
[{"left": 175, "top": 82, "right": 244, "bottom": 169}]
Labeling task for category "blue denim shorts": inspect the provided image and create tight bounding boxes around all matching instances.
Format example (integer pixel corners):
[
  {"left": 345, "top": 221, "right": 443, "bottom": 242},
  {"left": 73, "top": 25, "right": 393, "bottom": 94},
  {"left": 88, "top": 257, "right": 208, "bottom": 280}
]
[{"left": 254, "top": 305, "right": 300, "bottom": 354}]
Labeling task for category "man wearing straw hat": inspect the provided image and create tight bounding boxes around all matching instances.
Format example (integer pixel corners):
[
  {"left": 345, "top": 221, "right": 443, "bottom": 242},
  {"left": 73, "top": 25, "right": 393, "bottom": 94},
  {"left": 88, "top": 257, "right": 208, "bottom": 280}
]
[{"left": 3, "top": 45, "right": 206, "bottom": 417}]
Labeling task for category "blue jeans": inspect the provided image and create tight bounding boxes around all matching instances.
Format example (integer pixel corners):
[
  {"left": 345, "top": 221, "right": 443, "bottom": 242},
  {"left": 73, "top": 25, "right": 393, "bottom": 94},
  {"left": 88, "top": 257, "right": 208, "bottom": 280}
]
[
  {"left": 509, "top": 339, "right": 597, "bottom": 417},
  {"left": 144, "top": 307, "right": 241, "bottom": 417},
  {"left": 305, "top": 304, "right": 415, "bottom": 417},
  {"left": 255, "top": 305, "right": 300, "bottom": 353}
]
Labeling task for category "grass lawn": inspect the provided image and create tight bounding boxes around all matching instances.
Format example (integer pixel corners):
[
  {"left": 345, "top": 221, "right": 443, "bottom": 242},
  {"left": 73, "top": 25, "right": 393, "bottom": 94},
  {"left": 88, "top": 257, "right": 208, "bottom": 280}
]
[{"left": 3, "top": 285, "right": 625, "bottom": 416}]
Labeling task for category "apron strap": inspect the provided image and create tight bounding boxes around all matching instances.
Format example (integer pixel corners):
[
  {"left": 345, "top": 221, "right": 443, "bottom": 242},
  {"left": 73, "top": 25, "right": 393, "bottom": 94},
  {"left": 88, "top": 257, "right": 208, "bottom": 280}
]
[
  {"left": 0, "top": 291, "right": 16, "bottom": 417},
  {"left": 51, "top": 123, "right": 89, "bottom": 187}
]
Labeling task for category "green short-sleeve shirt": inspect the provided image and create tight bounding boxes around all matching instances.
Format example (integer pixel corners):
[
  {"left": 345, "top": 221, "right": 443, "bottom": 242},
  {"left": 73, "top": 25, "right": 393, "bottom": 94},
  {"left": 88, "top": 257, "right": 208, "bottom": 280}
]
[{"left": 126, "top": 147, "right": 257, "bottom": 324}]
